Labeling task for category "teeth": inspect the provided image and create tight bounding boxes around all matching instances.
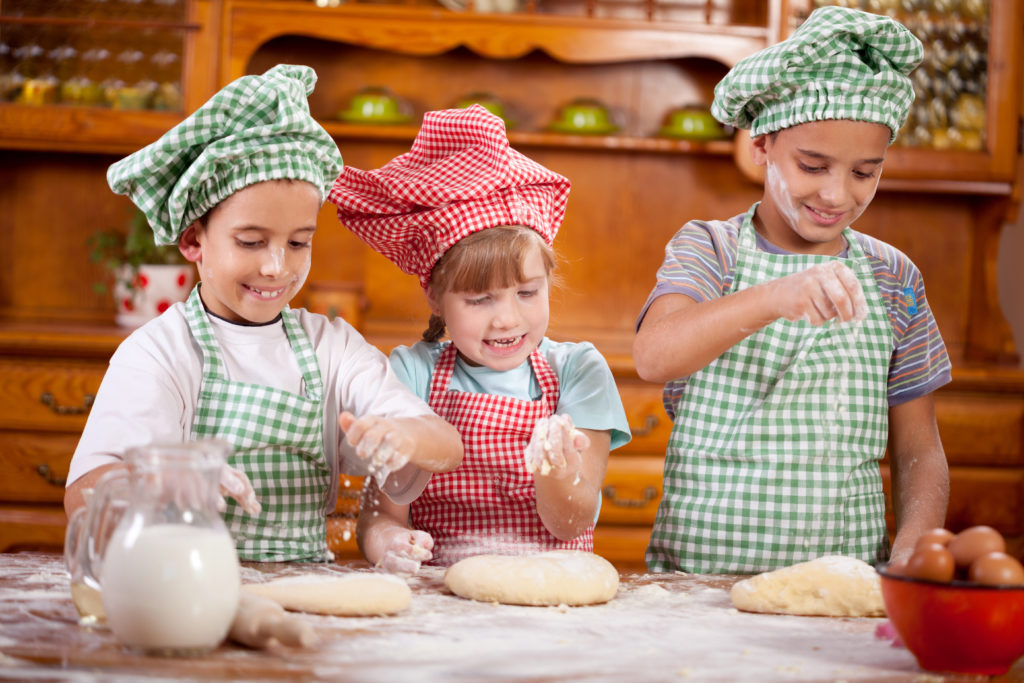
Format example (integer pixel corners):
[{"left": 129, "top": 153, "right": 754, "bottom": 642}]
[
  {"left": 489, "top": 337, "right": 520, "bottom": 346},
  {"left": 250, "top": 286, "right": 282, "bottom": 299}
]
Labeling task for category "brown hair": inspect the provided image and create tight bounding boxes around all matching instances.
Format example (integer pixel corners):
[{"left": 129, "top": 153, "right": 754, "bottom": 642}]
[{"left": 423, "top": 225, "right": 556, "bottom": 342}]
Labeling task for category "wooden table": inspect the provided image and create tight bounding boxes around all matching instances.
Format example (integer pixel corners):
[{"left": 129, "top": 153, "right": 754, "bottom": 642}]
[{"left": 0, "top": 551, "right": 1021, "bottom": 682}]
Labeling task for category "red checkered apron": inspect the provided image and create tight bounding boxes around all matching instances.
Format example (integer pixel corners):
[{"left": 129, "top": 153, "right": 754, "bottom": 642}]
[{"left": 411, "top": 343, "right": 594, "bottom": 565}]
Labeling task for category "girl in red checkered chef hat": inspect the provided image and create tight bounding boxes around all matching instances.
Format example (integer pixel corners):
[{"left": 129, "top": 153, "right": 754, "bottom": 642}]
[{"left": 330, "top": 106, "right": 631, "bottom": 571}]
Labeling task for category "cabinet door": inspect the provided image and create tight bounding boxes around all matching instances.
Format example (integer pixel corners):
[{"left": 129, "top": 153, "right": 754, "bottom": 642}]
[
  {"left": 788, "top": 1, "right": 1023, "bottom": 186},
  {"left": 0, "top": 359, "right": 104, "bottom": 432},
  {"left": 0, "top": 0, "right": 220, "bottom": 153}
]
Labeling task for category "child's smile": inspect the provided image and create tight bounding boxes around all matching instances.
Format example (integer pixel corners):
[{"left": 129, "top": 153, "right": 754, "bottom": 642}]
[
  {"left": 431, "top": 245, "right": 550, "bottom": 372},
  {"left": 752, "top": 120, "right": 889, "bottom": 255},
  {"left": 484, "top": 334, "right": 527, "bottom": 355},
  {"left": 244, "top": 284, "right": 288, "bottom": 300},
  {"left": 183, "top": 180, "right": 321, "bottom": 324}
]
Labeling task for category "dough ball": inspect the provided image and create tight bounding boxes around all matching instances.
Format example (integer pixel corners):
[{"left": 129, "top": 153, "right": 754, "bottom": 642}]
[
  {"left": 242, "top": 573, "right": 411, "bottom": 616},
  {"left": 444, "top": 550, "right": 619, "bottom": 606},
  {"left": 730, "top": 555, "right": 885, "bottom": 617}
]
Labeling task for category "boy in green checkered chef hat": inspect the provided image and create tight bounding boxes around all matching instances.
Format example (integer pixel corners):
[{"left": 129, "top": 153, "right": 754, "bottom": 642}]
[
  {"left": 65, "top": 64, "right": 463, "bottom": 563},
  {"left": 637, "top": 7, "right": 952, "bottom": 575}
]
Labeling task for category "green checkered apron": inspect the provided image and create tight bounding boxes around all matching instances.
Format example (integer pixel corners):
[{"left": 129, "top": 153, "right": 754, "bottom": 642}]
[
  {"left": 185, "top": 287, "right": 332, "bottom": 562},
  {"left": 646, "top": 206, "right": 890, "bottom": 574}
]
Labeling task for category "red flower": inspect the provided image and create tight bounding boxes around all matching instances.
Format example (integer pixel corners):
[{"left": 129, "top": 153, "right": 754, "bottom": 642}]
[
  {"left": 136, "top": 272, "right": 149, "bottom": 289},
  {"left": 177, "top": 272, "right": 187, "bottom": 288},
  {"left": 156, "top": 300, "right": 172, "bottom": 314},
  {"left": 122, "top": 298, "right": 135, "bottom": 312}
]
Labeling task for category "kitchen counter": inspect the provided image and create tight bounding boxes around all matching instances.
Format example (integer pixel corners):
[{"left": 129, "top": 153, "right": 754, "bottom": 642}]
[{"left": 0, "top": 551, "right": 1020, "bottom": 682}]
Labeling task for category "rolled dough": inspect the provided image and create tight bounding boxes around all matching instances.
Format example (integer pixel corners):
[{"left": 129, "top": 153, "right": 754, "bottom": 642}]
[
  {"left": 730, "top": 555, "right": 885, "bottom": 617},
  {"left": 242, "top": 573, "right": 411, "bottom": 616},
  {"left": 444, "top": 550, "right": 619, "bottom": 606}
]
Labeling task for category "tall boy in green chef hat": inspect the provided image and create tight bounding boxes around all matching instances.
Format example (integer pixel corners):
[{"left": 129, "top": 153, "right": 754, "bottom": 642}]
[
  {"left": 635, "top": 7, "right": 951, "bottom": 574},
  {"left": 65, "top": 64, "right": 463, "bottom": 562}
]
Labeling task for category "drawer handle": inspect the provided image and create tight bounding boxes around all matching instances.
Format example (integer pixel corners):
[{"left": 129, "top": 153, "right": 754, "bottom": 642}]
[
  {"left": 629, "top": 414, "right": 660, "bottom": 438},
  {"left": 603, "top": 485, "right": 658, "bottom": 508},
  {"left": 36, "top": 464, "right": 67, "bottom": 488},
  {"left": 39, "top": 391, "right": 95, "bottom": 416}
]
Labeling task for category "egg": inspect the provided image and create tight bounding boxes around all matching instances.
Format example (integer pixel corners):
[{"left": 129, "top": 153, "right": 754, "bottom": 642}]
[
  {"left": 915, "top": 528, "right": 954, "bottom": 549},
  {"left": 968, "top": 552, "right": 1024, "bottom": 586},
  {"left": 947, "top": 526, "right": 1006, "bottom": 570},
  {"left": 904, "top": 543, "right": 955, "bottom": 583}
]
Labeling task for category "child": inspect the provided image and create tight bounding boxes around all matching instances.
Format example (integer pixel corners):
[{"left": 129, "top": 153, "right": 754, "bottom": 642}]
[
  {"left": 64, "top": 64, "right": 463, "bottom": 563},
  {"left": 634, "top": 7, "right": 951, "bottom": 574},
  {"left": 330, "top": 106, "right": 631, "bottom": 570}
]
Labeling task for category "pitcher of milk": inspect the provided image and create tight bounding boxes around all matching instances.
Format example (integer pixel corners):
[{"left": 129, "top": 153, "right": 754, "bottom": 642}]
[{"left": 65, "top": 439, "right": 241, "bottom": 656}]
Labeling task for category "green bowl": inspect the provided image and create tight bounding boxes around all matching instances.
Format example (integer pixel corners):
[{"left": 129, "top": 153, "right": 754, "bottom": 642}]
[
  {"left": 338, "top": 88, "right": 412, "bottom": 124},
  {"left": 454, "top": 93, "right": 514, "bottom": 126},
  {"left": 549, "top": 99, "right": 618, "bottom": 135},
  {"left": 658, "top": 106, "right": 729, "bottom": 140}
]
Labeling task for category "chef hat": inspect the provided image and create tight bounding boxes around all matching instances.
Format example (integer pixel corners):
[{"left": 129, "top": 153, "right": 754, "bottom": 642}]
[
  {"left": 107, "top": 64, "right": 344, "bottom": 245},
  {"left": 711, "top": 6, "right": 922, "bottom": 143},
  {"left": 329, "top": 105, "right": 571, "bottom": 288}
]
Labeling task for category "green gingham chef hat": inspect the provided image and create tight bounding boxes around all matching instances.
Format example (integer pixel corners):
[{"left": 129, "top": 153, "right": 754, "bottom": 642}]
[
  {"left": 711, "top": 6, "right": 923, "bottom": 143},
  {"left": 107, "top": 64, "right": 343, "bottom": 245}
]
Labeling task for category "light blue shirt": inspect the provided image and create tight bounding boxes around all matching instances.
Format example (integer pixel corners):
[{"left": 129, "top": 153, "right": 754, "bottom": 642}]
[{"left": 390, "top": 338, "right": 632, "bottom": 450}]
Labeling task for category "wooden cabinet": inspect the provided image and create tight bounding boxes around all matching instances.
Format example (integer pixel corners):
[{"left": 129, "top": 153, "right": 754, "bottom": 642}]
[
  {"left": 1, "top": 0, "right": 1022, "bottom": 570},
  {"left": 0, "top": 324, "right": 118, "bottom": 552},
  {"left": 0, "top": 0, "right": 223, "bottom": 154}
]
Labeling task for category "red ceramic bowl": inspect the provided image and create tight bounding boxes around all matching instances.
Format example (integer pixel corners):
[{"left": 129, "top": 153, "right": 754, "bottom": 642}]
[{"left": 878, "top": 564, "right": 1024, "bottom": 676}]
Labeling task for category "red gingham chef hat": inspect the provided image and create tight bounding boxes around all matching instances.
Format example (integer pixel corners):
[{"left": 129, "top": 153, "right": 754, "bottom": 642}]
[{"left": 329, "top": 105, "right": 571, "bottom": 288}]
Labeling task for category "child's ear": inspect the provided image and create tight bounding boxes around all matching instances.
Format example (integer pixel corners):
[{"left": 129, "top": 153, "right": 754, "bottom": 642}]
[
  {"left": 178, "top": 223, "right": 203, "bottom": 263},
  {"left": 425, "top": 285, "right": 443, "bottom": 317},
  {"left": 749, "top": 133, "right": 770, "bottom": 167}
]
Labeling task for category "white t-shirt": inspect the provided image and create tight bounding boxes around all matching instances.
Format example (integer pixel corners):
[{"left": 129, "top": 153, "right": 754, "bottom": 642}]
[{"left": 67, "top": 303, "right": 433, "bottom": 508}]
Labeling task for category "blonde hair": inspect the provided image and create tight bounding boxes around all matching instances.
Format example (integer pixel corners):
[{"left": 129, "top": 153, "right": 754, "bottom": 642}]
[{"left": 423, "top": 225, "right": 556, "bottom": 342}]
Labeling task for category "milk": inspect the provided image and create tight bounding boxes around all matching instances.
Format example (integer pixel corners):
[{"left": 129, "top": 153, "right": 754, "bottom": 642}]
[{"left": 101, "top": 523, "right": 240, "bottom": 655}]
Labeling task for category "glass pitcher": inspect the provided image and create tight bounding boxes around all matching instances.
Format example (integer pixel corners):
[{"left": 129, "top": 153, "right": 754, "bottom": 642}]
[{"left": 64, "top": 439, "right": 241, "bottom": 656}]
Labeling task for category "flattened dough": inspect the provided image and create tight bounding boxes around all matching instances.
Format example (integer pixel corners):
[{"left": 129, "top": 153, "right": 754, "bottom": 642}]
[
  {"left": 242, "top": 574, "right": 411, "bottom": 616},
  {"left": 445, "top": 550, "right": 619, "bottom": 606},
  {"left": 730, "top": 555, "right": 885, "bottom": 617}
]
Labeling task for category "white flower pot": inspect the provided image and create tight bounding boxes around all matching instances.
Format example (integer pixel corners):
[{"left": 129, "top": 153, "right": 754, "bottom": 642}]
[{"left": 113, "top": 263, "right": 194, "bottom": 328}]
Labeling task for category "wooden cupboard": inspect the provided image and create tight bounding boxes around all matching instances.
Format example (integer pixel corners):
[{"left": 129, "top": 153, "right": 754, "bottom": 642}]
[{"left": 1, "top": 0, "right": 1022, "bottom": 571}]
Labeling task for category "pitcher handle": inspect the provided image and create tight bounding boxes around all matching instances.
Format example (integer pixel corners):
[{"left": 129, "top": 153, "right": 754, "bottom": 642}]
[{"left": 66, "top": 468, "right": 131, "bottom": 622}]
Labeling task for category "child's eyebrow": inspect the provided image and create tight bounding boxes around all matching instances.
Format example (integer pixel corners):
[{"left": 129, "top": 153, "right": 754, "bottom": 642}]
[
  {"left": 797, "top": 148, "right": 885, "bottom": 165},
  {"left": 234, "top": 225, "right": 317, "bottom": 234}
]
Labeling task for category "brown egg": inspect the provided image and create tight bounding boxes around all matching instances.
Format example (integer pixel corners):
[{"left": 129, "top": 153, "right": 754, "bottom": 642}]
[
  {"left": 904, "top": 543, "right": 955, "bottom": 583},
  {"left": 947, "top": 526, "right": 1006, "bottom": 569},
  {"left": 915, "top": 528, "right": 954, "bottom": 549},
  {"left": 968, "top": 552, "right": 1024, "bottom": 586}
]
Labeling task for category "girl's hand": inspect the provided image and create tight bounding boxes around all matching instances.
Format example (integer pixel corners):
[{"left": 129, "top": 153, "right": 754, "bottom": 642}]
[
  {"left": 339, "top": 412, "right": 414, "bottom": 488},
  {"left": 524, "top": 414, "right": 590, "bottom": 481},
  {"left": 378, "top": 529, "right": 433, "bottom": 575},
  {"left": 218, "top": 464, "right": 262, "bottom": 516},
  {"left": 769, "top": 261, "right": 867, "bottom": 326}
]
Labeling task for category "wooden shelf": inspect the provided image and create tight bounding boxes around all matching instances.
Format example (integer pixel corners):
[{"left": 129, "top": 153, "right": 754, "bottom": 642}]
[
  {"left": 0, "top": 104, "right": 182, "bottom": 155},
  {"left": 222, "top": 1, "right": 775, "bottom": 78},
  {"left": 0, "top": 16, "right": 199, "bottom": 31},
  {"left": 320, "top": 120, "right": 734, "bottom": 155}
]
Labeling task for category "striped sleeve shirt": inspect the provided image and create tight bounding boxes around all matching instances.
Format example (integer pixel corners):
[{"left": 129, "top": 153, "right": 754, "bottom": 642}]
[{"left": 637, "top": 213, "right": 952, "bottom": 419}]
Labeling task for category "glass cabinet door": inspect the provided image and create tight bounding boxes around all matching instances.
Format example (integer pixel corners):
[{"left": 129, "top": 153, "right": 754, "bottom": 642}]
[{"left": 787, "top": 0, "right": 1021, "bottom": 185}]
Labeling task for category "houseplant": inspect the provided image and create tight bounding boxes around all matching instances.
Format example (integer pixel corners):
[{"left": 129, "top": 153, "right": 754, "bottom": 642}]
[{"left": 89, "top": 209, "right": 195, "bottom": 327}]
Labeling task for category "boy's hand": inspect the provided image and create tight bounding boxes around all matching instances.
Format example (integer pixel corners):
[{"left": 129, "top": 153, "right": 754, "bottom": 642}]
[
  {"left": 339, "top": 412, "right": 414, "bottom": 488},
  {"left": 218, "top": 464, "right": 262, "bottom": 516},
  {"left": 771, "top": 261, "right": 867, "bottom": 325},
  {"left": 524, "top": 414, "right": 590, "bottom": 481},
  {"left": 378, "top": 529, "right": 434, "bottom": 575}
]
